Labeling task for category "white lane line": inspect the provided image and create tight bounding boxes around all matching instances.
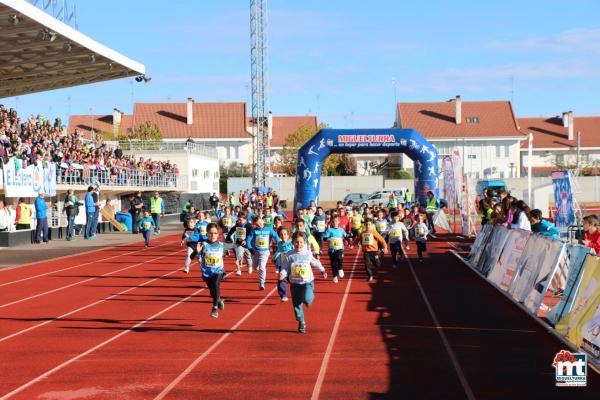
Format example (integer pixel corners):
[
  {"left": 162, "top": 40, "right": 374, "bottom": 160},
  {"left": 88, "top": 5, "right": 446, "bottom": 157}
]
[
  {"left": 154, "top": 286, "right": 277, "bottom": 400},
  {"left": 310, "top": 248, "right": 360, "bottom": 400},
  {"left": 0, "top": 271, "right": 233, "bottom": 400},
  {"left": 0, "top": 240, "right": 174, "bottom": 287},
  {"left": 0, "top": 249, "right": 184, "bottom": 343},
  {"left": 404, "top": 252, "right": 476, "bottom": 400},
  {"left": 0, "top": 243, "right": 179, "bottom": 310},
  {"left": 378, "top": 324, "right": 536, "bottom": 333}
]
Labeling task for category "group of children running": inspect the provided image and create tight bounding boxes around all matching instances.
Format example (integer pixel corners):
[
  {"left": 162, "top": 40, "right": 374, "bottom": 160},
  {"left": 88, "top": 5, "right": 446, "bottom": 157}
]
[{"left": 176, "top": 199, "right": 434, "bottom": 333}]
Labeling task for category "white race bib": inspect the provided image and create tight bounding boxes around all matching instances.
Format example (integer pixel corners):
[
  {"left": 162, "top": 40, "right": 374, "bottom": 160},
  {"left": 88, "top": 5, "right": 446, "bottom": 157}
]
[
  {"left": 256, "top": 235, "right": 269, "bottom": 248},
  {"left": 143, "top": 221, "right": 152, "bottom": 229},
  {"left": 316, "top": 220, "right": 326, "bottom": 232},
  {"left": 223, "top": 217, "right": 233, "bottom": 227},
  {"left": 205, "top": 250, "right": 222, "bottom": 268},
  {"left": 236, "top": 227, "right": 247, "bottom": 239},
  {"left": 389, "top": 229, "right": 401, "bottom": 237},
  {"left": 416, "top": 228, "right": 426, "bottom": 236},
  {"left": 199, "top": 225, "right": 207, "bottom": 235},
  {"left": 362, "top": 233, "right": 374, "bottom": 246},
  {"left": 291, "top": 262, "right": 311, "bottom": 279},
  {"left": 375, "top": 221, "right": 387, "bottom": 232},
  {"left": 330, "top": 237, "right": 343, "bottom": 250}
]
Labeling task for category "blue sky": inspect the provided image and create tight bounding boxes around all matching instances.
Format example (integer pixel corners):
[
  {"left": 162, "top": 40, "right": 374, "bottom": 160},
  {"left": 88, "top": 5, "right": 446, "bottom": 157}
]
[{"left": 6, "top": 0, "right": 600, "bottom": 128}]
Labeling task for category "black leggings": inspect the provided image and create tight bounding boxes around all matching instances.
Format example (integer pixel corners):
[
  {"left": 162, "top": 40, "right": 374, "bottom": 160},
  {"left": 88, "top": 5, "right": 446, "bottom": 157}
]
[
  {"left": 417, "top": 241, "right": 427, "bottom": 259},
  {"left": 329, "top": 250, "right": 344, "bottom": 275},
  {"left": 203, "top": 272, "right": 224, "bottom": 307}
]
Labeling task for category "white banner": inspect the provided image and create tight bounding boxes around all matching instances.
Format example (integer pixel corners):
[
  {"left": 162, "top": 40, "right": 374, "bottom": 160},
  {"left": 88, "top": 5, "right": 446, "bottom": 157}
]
[
  {"left": 522, "top": 239, "right": 565, "bottom": 314},
  {"left": 488, "top": 229, "right": 531, "bottom": 291},
  {"left": 478, "top": 226, "right": 511, "bottom": 276},
  {"left": 2, "top": 160, "right": 57, "bottom": 198}
]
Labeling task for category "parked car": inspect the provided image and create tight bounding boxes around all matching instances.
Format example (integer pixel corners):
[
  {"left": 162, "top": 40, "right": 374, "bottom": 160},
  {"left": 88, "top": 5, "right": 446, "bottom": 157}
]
[
  {"left": 476, "top": 179, "right": 508, "bottom": 198},
  {"left": 343, "top": 193, "right": 369, "bottom": 206},
  {"left": 361, "top": 188, "right": 408, "bottom": 208}
]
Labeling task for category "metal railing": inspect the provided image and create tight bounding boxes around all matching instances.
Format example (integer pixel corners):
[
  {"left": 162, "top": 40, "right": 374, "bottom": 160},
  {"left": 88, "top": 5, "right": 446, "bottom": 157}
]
[
  {"left": 116, "top": 141, "right": 219, "bottom": 158},
  {"left": 56, "top": 167, "right": 187, "bottom": 190}
]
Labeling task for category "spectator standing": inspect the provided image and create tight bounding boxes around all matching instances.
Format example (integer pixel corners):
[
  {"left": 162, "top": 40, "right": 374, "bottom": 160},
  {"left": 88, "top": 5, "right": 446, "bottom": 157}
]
[
  {"left": 0, "top": 201, "right": 11, "bottom": 232},
  {"left": 149, "top": 191, "right": 166, "bottom": 234},
  {"left": 404, "top": 189, "right": 412, "bottom": 209},
  {"left": 34, "top": 192, "right": 49, "bottom": 244},
  {"left": 15, "top": 197, "right": 32, "bottom": 230},
  {"left": 130, "top": 191, "right": 144, "bottom": 234},
  {"left": 63, "top": 189, "right": 81, "bottom": 241},
  {"left": 84, "top": 186, "right": 97, "bottom": 240},
  {"left": 90, "top": 185, "right": 101, "bottom": 236}
]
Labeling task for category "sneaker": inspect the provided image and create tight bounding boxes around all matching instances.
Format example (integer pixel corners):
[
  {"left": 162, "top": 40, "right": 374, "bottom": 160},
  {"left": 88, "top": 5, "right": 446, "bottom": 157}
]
[
  {"left": 281, "top": 296, "right": 289, "bottom": 302},
  {"left": 419, "top": 258, "right": 424, "bottom": 263},
  {"left": 259, "top": 285, "right": 265, "bottom": 291},
  {"left": 333, "top": 276, "right": 338, "bottom": 283},
  {"left": 406, "top": 244, "right": 410, "bottom": 250},
  {"left": 235, "top": 269, "right": 242, "bottom": 276},
  {"left": 248, "top": 267, "right": 253, "bottom": 274},
  {"left": 183, "top": 268, "right": 189, "bottom": 274},
  {"left": 553, "top": 288, "right": 564, "bottom": 298},
  {"left": 218, "top": 299, "right": 225, "bottom": 310},
  {"left": 225, "top": 250, "right": 231, "bottom": 257},
  {"left": 338, "top": 270, "right": 345, "bottom": 278},
  {"left": 211, "top": 308, "right": 219, "bottom": 318},
  {"left": 66, "top": 237, "right": 74, "bottom": 241},
  {"left": 368, "top": 276, "right": 374, "bottom": 282},
  {"left": 298, "top": 321, "right": 306, "bottom": 333}
]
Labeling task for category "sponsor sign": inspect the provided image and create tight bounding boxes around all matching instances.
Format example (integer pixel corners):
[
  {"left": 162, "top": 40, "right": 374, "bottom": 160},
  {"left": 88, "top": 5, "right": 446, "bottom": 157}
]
[{"left": 3, "top": 160, "right": 57, "bottom": 198}]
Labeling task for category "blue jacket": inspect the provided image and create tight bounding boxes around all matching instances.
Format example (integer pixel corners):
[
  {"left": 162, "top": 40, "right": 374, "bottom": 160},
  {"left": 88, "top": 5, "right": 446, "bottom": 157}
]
[
  {"left": 247, "top": 226, "right": 280, "bottom": 252},
  {"left": 34, "top": 197, "right": 47, "bottom": 219},
  {"left": 85, "top": 192, "right": 95, "bottom": 213},
  {"left": 532, "top": 219, "right": 560, "bottom": 240}
]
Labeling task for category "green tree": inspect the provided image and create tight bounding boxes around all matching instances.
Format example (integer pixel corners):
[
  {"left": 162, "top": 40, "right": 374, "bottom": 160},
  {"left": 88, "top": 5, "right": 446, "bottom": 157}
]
[
  {"left": 391, "top": 169, "right": 413, "bottom": 179},
  {"left": 280, "top": 123, "right": 357, "bottom": 176},
  {"left": 129, "top": 121, "right": 163, "bottom": 141},
  {"left": 220, "top": 162, "right": 251, "bottom": 193}
]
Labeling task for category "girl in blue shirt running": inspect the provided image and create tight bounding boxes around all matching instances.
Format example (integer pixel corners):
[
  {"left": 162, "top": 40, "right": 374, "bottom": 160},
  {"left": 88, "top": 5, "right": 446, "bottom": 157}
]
[
  {"left": 247, "top": 216, "right": 281, "bottom": 290},
  {"left": 273, "top": 226, "right": 293, "bottom": 302},
  {"left": 323, "top": 213, "right": 349, "bottom": 283},
  {"left": 200, "top": 223, "right": 226, "bottom": 318}
]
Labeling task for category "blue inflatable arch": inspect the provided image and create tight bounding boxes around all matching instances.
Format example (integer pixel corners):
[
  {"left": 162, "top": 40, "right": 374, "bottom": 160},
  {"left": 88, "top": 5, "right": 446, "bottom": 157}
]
[{"left": 293, "top": 128, "right": 439, "bottom": 212}]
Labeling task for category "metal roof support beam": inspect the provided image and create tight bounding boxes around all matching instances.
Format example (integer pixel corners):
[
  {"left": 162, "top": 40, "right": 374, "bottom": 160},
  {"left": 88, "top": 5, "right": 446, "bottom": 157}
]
[{"left": 0, "top": 67, "right": 128, "bottom": 90}]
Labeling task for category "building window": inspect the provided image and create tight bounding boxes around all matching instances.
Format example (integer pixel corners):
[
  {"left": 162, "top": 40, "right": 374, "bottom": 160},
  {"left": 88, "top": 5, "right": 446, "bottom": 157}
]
[
  {"left": 191, "top": 181, "right": 198, "bottom": 191},
  {"left": 204, "top": 170, "right": 210, "bottom": 179},
  {"left": 465, "top": 117, "right": 472, "bottom": 123},
  {"left": 495, "top": 145, "right": 501, "bottom": 158},
  {"left": 499, "top": 171, "right": 504, "bottom": 178},
  {"left": 214, "top": 171, "right": 219, "bottom": 179},
  {"left": 192, "top": 169, "right": 198, "bottom": 177},
  {"left": 504, "top": 145, "right": 509, "bottom": 158},
  {"left": 556, "top": 154, "right": 565, "bottom": 165}
]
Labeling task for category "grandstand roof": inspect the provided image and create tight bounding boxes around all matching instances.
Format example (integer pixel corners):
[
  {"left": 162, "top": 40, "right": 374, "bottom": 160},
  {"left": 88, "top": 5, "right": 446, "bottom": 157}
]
[
  {"left": 518, "top": 116, "right": 600, "bottom": 149},
  {"left": 397, "top": 100, "right": 525, "bottom": 139},
  {"left": 0, "top": 0, "right": 145, "bottom": 98}
]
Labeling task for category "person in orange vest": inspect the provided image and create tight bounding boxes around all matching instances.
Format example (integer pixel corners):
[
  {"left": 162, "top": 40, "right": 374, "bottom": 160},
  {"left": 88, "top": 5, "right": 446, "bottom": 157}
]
[{"left": 15, "top": 197, "right": 32, "bottom": 230}]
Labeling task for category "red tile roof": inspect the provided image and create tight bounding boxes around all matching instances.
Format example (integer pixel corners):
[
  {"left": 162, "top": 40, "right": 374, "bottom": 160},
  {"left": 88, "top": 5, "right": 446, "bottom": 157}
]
[
  {"left": 67, "top": 114, "right": 133, "bottom": 138},
  {"left": 518, "top": 116, "right": 600, "bottom": 149},
  {"left": 397, "top": 100, "right": 525, "bottom": 139},
  {"left": 270, "top": 116, "right": 318, "bottom": 147}
]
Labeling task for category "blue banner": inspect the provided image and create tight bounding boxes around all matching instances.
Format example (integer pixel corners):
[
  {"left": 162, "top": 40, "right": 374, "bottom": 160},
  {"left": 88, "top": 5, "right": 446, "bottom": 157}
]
[{"left": 551, "top": 170, "right": 575, "bottom": 229}]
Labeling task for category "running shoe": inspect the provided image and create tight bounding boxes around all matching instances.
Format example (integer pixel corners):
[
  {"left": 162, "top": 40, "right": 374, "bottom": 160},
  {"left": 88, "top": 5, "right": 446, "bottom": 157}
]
[
  {"left": 248, "top": 266, "right": 253, "bottom": 274},
  {"left": 368, "top": 276, "right": 374, "bottom": 282},
  {"left": 419, "top": 258, "right": 424, "bottom": 263},
  {"left": 183, "top": 268, "right": 189, "bottom": 274},
  {"left": 235, "top": 269, "right": 242, "bottom": 276},
  {"left": 281, "top": 296, "right": 289, "bottom": 302},
  {"left": 211, "top": 308, "right": 219, "bottom": 318},
  {"left": 259, "top": 284, "right": 265, "bottom": 291},
  {"left": 298, "top": 321, "right": 306, "bottom": 333},
  {"left": 338, "top": 270, "right": 345, "bottom": 278},
  {"left": 333, "top": 276, "right": 338, "bottom": 283},
  {"left": 218, "top": 299, "right": 225, "bottom": 310}
]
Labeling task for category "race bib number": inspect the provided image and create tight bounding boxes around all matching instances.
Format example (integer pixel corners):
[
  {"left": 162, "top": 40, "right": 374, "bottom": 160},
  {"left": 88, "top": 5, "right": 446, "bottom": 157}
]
[
  {"left": 317, "top": 220, "right": 326, "bottom": 232},
  {"left": 199, "top": 225, "right": 207, "bottom": 235},
  {"left": 330, "top": 237, "right": 343, "bottom": 250},
  {"left": 236, "top": 227, "right": 247, "bottom": 239},
  {"left": 291, "top": 262, "right": 311, "bottom": 279},
  {"left": 389, "top": 229, "right": 401, "bottom": 237},
  {"left": 143, "top": 221, "right": 151, "bottom": 229},
  {"left": 352, "top": 217, "right": 362, "bottom": 228},
  {"left": 362, "top": 233, "right": 374, "bottom": 246},
  {"left": 205, "top": 251, "right": 222, "bottom": 268},
  {"left": 264, "top": 215, "right": 272, "bottom": 225},
  {"left": 375, "top": 221, "right": 387, "bottom": 232},
  {"left": 416, "top": 228, "right": 426, "bottom": 236},
  {"left": 256, "top": 235, "right": 269, "bottom": 248},
  {"left": 223, "top": 217, "right": 233, "bottom": 227}
]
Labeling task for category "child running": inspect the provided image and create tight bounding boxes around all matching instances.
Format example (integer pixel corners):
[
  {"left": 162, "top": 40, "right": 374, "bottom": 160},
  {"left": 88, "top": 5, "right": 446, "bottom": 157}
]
[
  {"left": 353, "top": 217, "right": 387, "bottom": 282},
  {"left": 181, "top": 218, "right": 201, "bottom": 273},
  {"left": 414, "top": 213, "right": 430, "bottom": 263},
  {"left": 279, "top": 231, "right": 327, "bottom": 333},
  {"left": 225, "top": 212, "right": 253, "bottom": 275},
  {"left": 137, "top": 210, "right": 155, "bottom": 248},
  {"left": 200, "top": 223, "right": 226, "bottom": 318},
  {"left": 273, "top": 226, "right": 293, "bottom": 301},
  {"left": 247, "top": 215, "right": 281, "bottom": 290},
  {"left": 219, "top": 207, "right": 236, "bottom": 257},
  {"left": 322, "top": 213, "right": 348, "bottom": 283},
  {"left": 387, "top": 211, "right": 410, "bottom": 268}
]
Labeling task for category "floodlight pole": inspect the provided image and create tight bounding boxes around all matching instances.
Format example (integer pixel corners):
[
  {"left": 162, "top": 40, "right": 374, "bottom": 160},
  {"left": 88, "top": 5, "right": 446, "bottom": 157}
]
[{"left": 250, "top": 0, "right": 269, "bottom": 188}]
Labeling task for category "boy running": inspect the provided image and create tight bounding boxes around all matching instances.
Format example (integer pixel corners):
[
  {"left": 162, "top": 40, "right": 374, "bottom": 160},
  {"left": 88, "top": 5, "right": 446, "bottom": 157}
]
[
  {"left": 279, "top": 231, "right": 327, "bottom": 333},
  {"left": 323, "top": 214, "right": 348, "bottom": 283},
  {"left": 225, "top": 212, "right": 253, "bottom": 275},
  {"left": 200, "top": 223, "right": 226, "bottom": 318},
  {"left": 353, "top": 217, "right": 387, "bottom": 282},
  {"left": 247, "top": 215, "right": 281, "bottom": 290},
  {"left": 181, "top": 218, "right": 202, "bottom": 273},
  {"left": 387, "top": 211, "right": 410, "bottom": 268},
  {"left": 311, "top": 206, "right": 327, "bottom": 254},
  {"left": 414, "top": 214, "right": 430, "bottom": 263}
]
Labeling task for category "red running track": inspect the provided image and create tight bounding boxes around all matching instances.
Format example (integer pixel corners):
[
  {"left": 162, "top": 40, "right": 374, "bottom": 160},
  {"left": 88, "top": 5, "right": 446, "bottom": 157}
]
[{"left": 0, "top": 233, "right": 599, "bottom": 399}]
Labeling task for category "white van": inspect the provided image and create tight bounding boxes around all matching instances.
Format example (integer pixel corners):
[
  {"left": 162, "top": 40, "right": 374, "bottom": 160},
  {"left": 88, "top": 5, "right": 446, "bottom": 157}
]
[{"left": 361, "top": 188, "right": 408, "bottom": 208}]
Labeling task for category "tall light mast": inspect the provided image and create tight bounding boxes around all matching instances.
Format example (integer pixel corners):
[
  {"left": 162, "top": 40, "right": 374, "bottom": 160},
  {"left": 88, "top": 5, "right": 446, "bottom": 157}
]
[{"left": 250, "top": 0, "right": 269, "bottom": 187}]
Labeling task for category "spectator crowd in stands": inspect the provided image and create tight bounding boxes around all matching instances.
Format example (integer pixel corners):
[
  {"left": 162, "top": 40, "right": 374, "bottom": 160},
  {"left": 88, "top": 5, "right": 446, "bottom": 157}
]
[{"left": 0, "top": 104, "right": 179, "bottom": 186}]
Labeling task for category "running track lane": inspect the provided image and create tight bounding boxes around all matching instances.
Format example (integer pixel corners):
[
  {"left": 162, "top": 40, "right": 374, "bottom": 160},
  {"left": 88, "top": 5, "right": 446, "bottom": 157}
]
[{"left": 2, "top": 235, "right": 600, "bottom": 398}]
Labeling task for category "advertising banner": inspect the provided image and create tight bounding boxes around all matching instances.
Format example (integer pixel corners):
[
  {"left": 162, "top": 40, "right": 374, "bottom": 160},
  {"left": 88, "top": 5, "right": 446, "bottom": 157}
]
[
  {"left": 556, "top": 256, "right": 600, "bottom": 346},
  {"left": 551, "top": 170, "right": 575, "bottom": 230},
  {"left": 478, "top": 226, "right": 511, "bottom": 277},
  {"left": 546, "top": 245, "right": 592, "bottom": 325},
  {"left": 488, "top": 229, "right": 531, "bottom": 291},
  {"left": 522, "top": 238, "right": 565, "bottom": 314},
  {"left": 443, "top": 156, "right": 455, "bottom": 212},
  {"left": 3, "top": 160, "right": 57, "bottom": 198},
  {"left": 467, "top": 224, "right": 493, "bottom": 265}
]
